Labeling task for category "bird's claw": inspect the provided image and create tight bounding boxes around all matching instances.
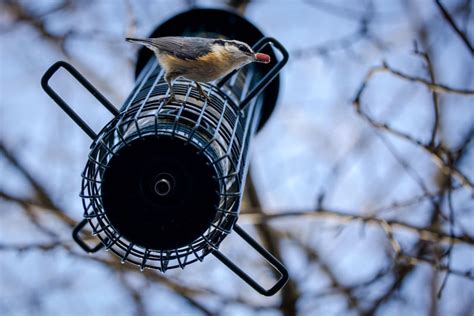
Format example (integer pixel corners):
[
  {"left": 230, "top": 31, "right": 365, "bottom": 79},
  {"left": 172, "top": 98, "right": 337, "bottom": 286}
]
[
  {"left": 165, "top": 94, "right": 175, "bottom": 105},
  {"left": 200, "top": 93, "right": 210, "bottom": 102},
  {"left": 194, "top": 82, "right": 209, "bottom": 102}
]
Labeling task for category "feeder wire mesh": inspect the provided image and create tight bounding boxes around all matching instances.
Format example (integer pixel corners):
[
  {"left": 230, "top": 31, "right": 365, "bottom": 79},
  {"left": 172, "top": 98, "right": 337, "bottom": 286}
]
[
  {"left": 42, "top": 35, "right": 289, "bottom": 296},
  {"left": 81, "top": 59, "right": 260, "bottom": 271}
]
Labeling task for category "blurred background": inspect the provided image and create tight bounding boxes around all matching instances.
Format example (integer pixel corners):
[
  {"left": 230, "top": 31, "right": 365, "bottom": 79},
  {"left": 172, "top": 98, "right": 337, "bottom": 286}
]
[{"left": 0, "top": 0, "right": 473, "bottom": 315}]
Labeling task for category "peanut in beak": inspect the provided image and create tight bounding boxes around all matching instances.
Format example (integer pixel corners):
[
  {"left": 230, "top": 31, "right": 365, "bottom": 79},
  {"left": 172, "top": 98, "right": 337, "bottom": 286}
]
[{"left": 255, "top": 53, "right": 271, "bottom": 64}]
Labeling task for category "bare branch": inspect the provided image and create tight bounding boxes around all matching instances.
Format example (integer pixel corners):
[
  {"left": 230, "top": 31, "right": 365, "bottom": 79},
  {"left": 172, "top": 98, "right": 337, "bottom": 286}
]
[
  {"left": 227, "top": 0, "right": 250, "bottom": 15},
  {"left": 376, "top": 132, "right": 431, "bottom": 195},
  {"left": 240, "top": 207, "right": 474, "bottom": 245},
  {"left": 435, "top": 0, "right": 474, "bottom": 54},
  {"left": 292, "top": 26, "right": 368, "bottom": 59},
  {"left": 370, "top": 183, "right": 462, "bottom": 216},
  {"left": 245, "top": 174, "right": 300, "bottom": 316},
  {"left": 0, "top": 143, "right": 76, "bottom": 227},
  {"left": 413, "top": 45, "right": 442, "bottom": 146},
  {"left": 437, "top": 182, "right": 456, "bottom": 298},
  {"left": 1, "top": 0, "right": 71, "bottom": 56},
  {"left": 402, "top": 253, "right": 473, "bottom": 281},
  {"left": 352, "top": 61, "right": 474, "bottom": 190},
  {"left": 354, "top": 63, "right": 474, "bottom": 99},
  {"left": 285, "top": 232, "right": 364, "bottom": 313},
  {"left": 124, "top": 0, "right": 137, "bottom": 38},
  {"left": 69, "top": 252, "right": 217, "bottom": 315},
  {"left": 0, "top": 241, "right": 70, "bottom": 252},
  {"left": 118, "top": 274, "right": 147, "bottom": 316}
]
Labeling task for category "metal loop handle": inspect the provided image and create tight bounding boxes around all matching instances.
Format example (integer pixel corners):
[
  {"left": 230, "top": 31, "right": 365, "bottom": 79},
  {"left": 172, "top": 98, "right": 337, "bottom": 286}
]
[
  {"left": 212, "top": 224, "right": 289, "bottom": 296},
  {"left": 72, "top": 219, "right": 105, "bottom": 254},
  {"left": 217, "top": 37, "right": 289, "bottom": 111},
  {"left": 41, "top": 61, "right": 119, "bottom": 139}
]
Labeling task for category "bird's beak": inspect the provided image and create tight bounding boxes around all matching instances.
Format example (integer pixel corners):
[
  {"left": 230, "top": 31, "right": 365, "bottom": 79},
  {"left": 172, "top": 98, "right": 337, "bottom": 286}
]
[{"left": 255, "top": 53, "right": 271, "bottom": 64}]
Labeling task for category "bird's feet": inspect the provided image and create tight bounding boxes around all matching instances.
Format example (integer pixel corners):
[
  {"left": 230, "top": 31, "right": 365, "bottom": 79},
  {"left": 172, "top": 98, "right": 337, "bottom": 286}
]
[
  {"left": 165, "top": 94, "right": 175, "bottom": 105},
  {"left": 194, "top": 81, "right": 209, "bottom": 102}
]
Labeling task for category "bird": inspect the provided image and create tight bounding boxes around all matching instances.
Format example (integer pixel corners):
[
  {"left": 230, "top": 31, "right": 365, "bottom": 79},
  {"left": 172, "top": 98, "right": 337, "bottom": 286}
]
[{"left": 126, "top": 36, "right": 271, "bottom": 104}]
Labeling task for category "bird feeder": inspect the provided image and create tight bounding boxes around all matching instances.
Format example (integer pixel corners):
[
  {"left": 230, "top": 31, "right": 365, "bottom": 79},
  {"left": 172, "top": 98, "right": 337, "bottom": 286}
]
[{"left": 41, "top": 8, "right": 289, "bottom": 296}]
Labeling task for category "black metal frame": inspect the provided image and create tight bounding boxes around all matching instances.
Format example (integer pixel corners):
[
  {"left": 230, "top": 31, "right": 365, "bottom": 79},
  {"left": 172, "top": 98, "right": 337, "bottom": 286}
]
[
  {"left": 217, "top": 37, "right": 289, "bottom": 111},
  {"left": 72, "top": 219, "right": 105, "bottom": 253},
  {"left": 213, "top": 225, "right": 289, "bottom": 296},
  {"left": 41, "top": 61, "right": 119, "bottom": 139},
  {"left": 41, "top": 37, "right": 289, "bottom": 296}
]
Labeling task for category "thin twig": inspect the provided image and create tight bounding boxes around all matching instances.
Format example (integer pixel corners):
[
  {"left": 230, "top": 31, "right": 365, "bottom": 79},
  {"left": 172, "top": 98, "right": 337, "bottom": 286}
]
[
  {"left": 352, "top": 62, "right": 474, "bottom": 190},
  {"left": 0, "top": 241, "right": 70, "bottom": 252},
  {"left": 353, "top": 63, "right": 474, "bottom": 99},
  {"left": 435, "top": 0, "right": 474, "bottom": 54},
  {"left": 118, "top": 274, "right": 147, "bottom": 316},
  {"left": 285, "top": 232, "right": 364, "bottom": 312},
  {"left": 240, "top": 207, "right": 474, "bottom": 245},
  {"left": 0, "top": 143, "right": 76, "bottom": 227},
  {"left": 413, "top": 45, "right": 441, "bottom": 146},
  {"left": 401, "top": 253, "right": 473, "bottom": 281},
  {"left": 245, "top": 174, "right": 299, "bottom": 316},
  {"left": 437, "top": 181, "right": 456, "bottom": 298}
]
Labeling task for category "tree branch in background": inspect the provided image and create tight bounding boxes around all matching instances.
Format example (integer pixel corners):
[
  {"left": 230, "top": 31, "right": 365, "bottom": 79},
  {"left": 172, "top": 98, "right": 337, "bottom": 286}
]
[
  {"left": 227, "top": 0, "right": 250, "bottom": 15},
  {"left": 353, "top": 62, "right": 474, "bottom": 98},
  {"left": 435, "top": 0, "right": 474, "bottom": 54},
  {"left": 1, "top": 0, "right": 72, "bottom": 56},
  {"left": 1, "top": 0, "right": 126, "bottom": 103},
  {"left": 352, "top": 60, "right": 474, "bottom": 191},
  {"left": 240, "top": 207, "right": 474, "bottom": 246},
  {"left": 245, "top": 174, "right": 300, "bottom": 316},
  {"left": 0, "top": 241, "right": 69, "bottom": 252},
  {"left": 1, "top": 1, "right": 473, "bottom": 314},
  {"left": 413, "top": 44, "right": 441, "bottom": 146},
  {"left": 0, "top": 142, "right": 76, "bottom": 227},
  {"left": 118, "top": 273, "right": 147, "bottom": 316},
  {"left": 294, "top": 0, "right": 389, "bottom": 59},
  {"left": 284, "top": 232, "right": 364, "bottom": 313}
]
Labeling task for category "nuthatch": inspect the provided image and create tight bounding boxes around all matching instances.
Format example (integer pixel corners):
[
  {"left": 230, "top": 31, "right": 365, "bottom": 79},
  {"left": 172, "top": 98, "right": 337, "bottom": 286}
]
[{"left": 126, "top": 36, "right": 271, "bottom": 103}]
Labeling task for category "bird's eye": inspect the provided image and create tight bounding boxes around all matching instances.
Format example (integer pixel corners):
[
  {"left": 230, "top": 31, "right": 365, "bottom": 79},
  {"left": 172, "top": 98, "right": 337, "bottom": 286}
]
[{"left": 238, "top": 45, "right": 252, "bottom": 54}]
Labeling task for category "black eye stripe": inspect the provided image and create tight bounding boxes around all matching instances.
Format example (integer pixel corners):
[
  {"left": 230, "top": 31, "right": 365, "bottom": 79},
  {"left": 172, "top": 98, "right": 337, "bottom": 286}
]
[
  {"left": 215, "top": 40, "right": 252, "bottom": 53},
  {"left": 237, "top": 44, "right": 251, "bottom": 53},
  {"left": 214, "top": 39, "right": 226, "bottom": 46}
]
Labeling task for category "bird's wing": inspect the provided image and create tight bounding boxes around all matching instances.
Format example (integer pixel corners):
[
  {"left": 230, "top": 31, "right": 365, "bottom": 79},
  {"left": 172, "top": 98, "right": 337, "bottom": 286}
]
[{"left": 149, "top": 37, "right": 215, "bottom": 60}]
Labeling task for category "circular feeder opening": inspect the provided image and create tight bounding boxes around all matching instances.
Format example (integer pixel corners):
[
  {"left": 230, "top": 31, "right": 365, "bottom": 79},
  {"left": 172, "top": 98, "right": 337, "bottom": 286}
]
[
  {"left": 154, "top": 173, "right": 174, "bottom": 196},
  {"left": 101, "top": 136, "right": 219, "bottom": 250}
]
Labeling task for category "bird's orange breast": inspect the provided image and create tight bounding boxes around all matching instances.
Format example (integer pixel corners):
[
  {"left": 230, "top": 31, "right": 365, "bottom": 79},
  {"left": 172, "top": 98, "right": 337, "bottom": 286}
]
[{"left": 157, "top": 49, "right": 235, "bottom": 83}]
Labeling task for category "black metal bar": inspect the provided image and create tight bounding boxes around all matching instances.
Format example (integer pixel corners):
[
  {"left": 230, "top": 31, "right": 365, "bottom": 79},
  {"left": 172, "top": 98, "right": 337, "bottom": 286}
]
[
  {"left": 121, "top": 243, "right": 134, "bottom": 263},
  {"left": 41, "top": 61, "right": 119, "bottom": 139},
  {"left": 217, "top": 37, "right": 289, "bottom": 111},
  {"left": 212, "top": 224, "right": 289, "bottom": 296},
  {"left": 238, "top": 37, "right": 289, "bottom": 111},
  {"left": 72, "top": 219, "right": 106, "bottom": 254}
]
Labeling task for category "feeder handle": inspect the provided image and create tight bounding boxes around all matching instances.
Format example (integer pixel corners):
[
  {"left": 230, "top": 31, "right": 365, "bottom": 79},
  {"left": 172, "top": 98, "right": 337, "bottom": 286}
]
[
  {"left": 72, "top": 219, "right": 106, "bottom": 254},
  {"left": 217, "top": 37, "right": 289, "bottom": 111},
  {"left": 212, "top": 224, "right": 289, "bottom": 296},
  {"left": 41, "top": 61, "right": 120, "bottom": 139}
]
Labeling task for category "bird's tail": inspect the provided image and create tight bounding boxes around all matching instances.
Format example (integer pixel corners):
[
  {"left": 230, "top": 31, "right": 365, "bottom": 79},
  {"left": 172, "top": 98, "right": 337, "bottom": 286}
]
[{"left": 125, "top": 37, "right": 153, "bottom": 46}]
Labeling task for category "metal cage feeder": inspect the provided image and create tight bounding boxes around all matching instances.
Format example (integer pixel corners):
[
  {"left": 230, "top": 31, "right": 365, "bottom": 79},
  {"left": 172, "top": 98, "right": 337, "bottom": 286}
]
[{"left": 41, "top": 8, "right": 289, "bottom": 296}]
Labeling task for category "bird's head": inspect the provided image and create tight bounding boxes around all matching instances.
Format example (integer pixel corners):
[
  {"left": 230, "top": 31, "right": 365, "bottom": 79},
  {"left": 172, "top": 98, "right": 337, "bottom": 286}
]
[{"left": 213, "top": 39, "right": 271, "bottom": 68}]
